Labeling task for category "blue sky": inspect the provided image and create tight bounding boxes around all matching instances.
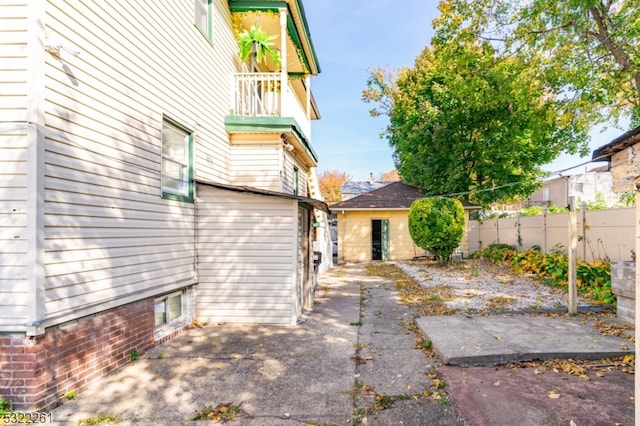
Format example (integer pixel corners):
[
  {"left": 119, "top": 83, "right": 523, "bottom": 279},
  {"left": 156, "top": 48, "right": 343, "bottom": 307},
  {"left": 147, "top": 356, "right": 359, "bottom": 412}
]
[{"left": 303, "top": 0, "right": 624, "bottom": 182}]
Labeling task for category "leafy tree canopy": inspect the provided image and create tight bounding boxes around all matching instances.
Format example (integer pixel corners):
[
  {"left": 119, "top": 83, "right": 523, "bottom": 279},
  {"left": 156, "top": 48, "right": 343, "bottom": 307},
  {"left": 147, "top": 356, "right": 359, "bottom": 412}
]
[
  {"left": 363, "top": 0, "right": 639, "bottom": 205},
  {"left": 433, "top": 0, "right": 640, "bottom": 126},
  {"left": 366, "top": 39, "right": 588, "bottom": 205}
]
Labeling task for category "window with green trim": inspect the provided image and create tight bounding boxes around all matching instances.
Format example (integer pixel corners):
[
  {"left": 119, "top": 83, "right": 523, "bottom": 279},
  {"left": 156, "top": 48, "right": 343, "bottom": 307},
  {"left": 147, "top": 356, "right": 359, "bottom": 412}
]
[
  {"left": 161, "top": 118, "right": 194, "bottom": 202},
  {"left": 194, "top": 0, "right": 212, "bottom": 40}
]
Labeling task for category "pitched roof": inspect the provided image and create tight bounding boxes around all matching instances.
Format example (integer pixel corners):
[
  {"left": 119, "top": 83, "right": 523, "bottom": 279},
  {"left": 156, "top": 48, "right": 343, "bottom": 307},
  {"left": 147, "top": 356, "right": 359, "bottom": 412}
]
[
  {"left": 332, "top": 182, "right": 483, "bottom": 210},
  {"left": 592, "top": 125, "right": 640, "bottom": 162},
  {"left": 332, "top": 182, "right": 425, "bottom": 210}
]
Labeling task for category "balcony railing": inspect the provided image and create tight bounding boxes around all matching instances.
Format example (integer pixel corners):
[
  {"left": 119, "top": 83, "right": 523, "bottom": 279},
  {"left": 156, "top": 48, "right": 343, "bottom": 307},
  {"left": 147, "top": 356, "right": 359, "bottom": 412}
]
[{"left": 231, "top": 73, "right": 311, "bottom": 138}]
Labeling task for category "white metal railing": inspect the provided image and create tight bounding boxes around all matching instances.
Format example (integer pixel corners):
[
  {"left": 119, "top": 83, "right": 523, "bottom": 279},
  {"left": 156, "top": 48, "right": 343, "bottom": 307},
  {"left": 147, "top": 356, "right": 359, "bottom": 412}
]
[{"left": 231, "top": 73, "right": 311, "bottom": 138}]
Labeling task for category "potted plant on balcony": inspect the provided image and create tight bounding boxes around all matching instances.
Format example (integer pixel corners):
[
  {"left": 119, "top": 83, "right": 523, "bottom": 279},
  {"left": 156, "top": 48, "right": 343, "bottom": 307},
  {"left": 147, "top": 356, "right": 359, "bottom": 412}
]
[
  {"left": 237, "top": 24, "right": 281, "bottom": 71},
  {"left": 237, "top": 24, "right": 282, "bottom": 114}
]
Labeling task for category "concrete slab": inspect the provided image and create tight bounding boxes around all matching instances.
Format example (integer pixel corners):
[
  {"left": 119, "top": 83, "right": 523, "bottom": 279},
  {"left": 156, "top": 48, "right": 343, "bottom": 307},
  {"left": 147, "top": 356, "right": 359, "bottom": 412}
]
[{"left": 417, "top": 313, "right": 633, "bottom": 366}]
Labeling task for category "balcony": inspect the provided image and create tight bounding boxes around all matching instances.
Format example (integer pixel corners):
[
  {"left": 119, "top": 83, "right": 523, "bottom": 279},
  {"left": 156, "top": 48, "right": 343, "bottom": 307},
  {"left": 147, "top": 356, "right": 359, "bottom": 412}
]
[{"left": 230, "top": 72, "right": 313, "bottom": 140}]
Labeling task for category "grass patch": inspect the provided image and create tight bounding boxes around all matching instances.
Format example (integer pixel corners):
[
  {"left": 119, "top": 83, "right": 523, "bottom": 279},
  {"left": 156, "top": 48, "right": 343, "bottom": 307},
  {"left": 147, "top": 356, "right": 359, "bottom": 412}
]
[{"left": 78, "top": 414, "right": 119, "bottom": 426}]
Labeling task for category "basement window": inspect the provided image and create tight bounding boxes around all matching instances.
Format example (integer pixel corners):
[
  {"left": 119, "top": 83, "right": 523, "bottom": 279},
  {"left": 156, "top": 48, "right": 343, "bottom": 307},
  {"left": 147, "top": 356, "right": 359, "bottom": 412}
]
[{"left": 154, "top": 292, "right": 184, "bottom": 327}]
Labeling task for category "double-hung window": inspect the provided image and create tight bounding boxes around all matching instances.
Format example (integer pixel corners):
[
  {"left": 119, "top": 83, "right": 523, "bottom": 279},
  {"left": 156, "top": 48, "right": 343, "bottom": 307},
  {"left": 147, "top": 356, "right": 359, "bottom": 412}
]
[
  {"left": 195, "top": 0, "right": 212, "bottom": 41},
  {"left": 161, "top": 118, "right": 193, "bottom": 202}
]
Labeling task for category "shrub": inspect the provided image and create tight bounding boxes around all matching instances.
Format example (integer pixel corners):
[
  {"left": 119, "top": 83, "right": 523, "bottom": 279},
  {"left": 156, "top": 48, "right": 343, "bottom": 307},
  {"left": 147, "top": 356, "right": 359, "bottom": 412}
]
[
  {"left": 408, "top": 197, "right": 465, "bottom": 264},
  {"left": 474, "top": 243, "right": 515, "bottom": 264},
  {"left": 520, "top": 206, "right": 542, "bottom": 216},
  {"left": 476, "top": 246, "right": 614, "bottom": 306}
]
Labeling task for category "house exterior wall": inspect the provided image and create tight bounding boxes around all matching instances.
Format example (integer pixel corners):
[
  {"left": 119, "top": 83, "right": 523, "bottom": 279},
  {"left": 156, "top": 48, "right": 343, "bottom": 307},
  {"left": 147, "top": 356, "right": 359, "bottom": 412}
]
[
  {"left": 610, "top": 143, "right": 640, "bottom": 192},
  {"left": 196, "top": 186, "right": 298, "bottom": 325},
  {"left": 0, "top": 1, "right": 37, "bottom": 330},
  {"left": 0, "top": 299, "right": 156, "bottom": 409},
  {"left": 30, "top": 0, "right": 246, "bottom": 332},
  {"left": 337, "top": 210, "right": 421, "bottom": 262},
  {"left": 1, "top": 0, "right": 274, "bottom": 410},
  {"left": 229, "top": 139, "right": 309, "bottom": 195},
  {"left": 527, "top": 177, "right": 568, "bottom": 207},
  {"left": 1, "top": 0, "right": 324, "bottom": 410},
  {"left": 569, "top": 171, "right": 617, "bottom": 207},
  {"left": 338, "top": 209, "right": 473, "bottom": 262}
]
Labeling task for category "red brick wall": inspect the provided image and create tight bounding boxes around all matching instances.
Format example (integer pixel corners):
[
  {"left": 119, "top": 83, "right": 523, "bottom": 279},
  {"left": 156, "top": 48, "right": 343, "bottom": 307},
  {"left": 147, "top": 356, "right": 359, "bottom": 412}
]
[{"left": 0, "top": 298, "right": 158, "bottom": 411}]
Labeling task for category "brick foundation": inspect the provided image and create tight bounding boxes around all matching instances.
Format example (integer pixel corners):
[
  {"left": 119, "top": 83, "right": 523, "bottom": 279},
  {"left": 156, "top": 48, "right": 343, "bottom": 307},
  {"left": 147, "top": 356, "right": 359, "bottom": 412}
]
[{"left": 0, "top": 298, "right": 164, "bottom": 411}]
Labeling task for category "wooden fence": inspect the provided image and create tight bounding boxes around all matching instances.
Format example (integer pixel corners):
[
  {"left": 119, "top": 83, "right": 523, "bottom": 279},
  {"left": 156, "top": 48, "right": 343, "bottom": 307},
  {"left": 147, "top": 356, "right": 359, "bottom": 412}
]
[{"left": 467, "top": 207, "right": 635, "bottom": 262}]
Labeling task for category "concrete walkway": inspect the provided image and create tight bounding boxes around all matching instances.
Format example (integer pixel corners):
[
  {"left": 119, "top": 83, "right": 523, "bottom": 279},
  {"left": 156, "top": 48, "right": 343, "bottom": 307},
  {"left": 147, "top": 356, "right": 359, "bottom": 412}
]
[{"left": 48, "top": 263, "right": 633, "bottom": 425}]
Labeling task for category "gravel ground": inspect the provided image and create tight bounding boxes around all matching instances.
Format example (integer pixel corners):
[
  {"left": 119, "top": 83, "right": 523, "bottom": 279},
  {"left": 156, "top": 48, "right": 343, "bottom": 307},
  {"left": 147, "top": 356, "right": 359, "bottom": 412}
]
[{"left": 395, "top": 258, "right": 594, "bottom": 312}]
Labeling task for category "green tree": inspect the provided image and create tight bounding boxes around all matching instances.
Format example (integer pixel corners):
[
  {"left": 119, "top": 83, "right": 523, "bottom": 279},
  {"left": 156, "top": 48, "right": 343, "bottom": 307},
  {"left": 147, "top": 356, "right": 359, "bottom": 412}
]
[
  {"left": 365, "top": 38, "right": 588, "bottom": 205},
  {"left": 433, "top": 0, "right": 640, "bottom": 126},
  {"left": 408, "top": 197, "right": 465, "bottom": 263}
]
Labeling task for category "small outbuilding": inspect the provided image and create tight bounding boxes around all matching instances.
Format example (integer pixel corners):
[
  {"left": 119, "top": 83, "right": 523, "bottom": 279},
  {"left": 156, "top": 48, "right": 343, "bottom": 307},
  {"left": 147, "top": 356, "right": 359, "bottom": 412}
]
[{"left": 331, "top": 182, "right": 480, "bottom": 262}]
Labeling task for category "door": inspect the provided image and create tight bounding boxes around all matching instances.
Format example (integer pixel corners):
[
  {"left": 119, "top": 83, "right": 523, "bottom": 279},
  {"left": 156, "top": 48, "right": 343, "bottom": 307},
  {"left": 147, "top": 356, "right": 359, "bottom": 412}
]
[{"left": 371, "top": 219, "right": 389, "bottom": 261}]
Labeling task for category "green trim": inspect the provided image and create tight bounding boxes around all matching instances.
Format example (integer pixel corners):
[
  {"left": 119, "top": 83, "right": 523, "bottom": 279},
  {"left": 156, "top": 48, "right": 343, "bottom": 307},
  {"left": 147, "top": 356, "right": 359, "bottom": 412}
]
[
  {"left": 229, "top": 0, "right": 320, "bottom": 74},
  {"left": 224, "top": 115, "right": 318, "bottom": 163}
]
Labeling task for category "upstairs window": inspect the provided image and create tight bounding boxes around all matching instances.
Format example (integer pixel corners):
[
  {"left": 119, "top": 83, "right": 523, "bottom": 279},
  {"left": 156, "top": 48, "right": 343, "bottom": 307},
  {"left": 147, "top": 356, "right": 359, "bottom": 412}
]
[
  {"left": 195, "top": 0, "right": 212, "bottom": 41},
  {"left": 161, "top": 118, "right": 193, "bottom": 202},
  {"left": 293, "top": 166, "right": 299, "bottom": 195}
]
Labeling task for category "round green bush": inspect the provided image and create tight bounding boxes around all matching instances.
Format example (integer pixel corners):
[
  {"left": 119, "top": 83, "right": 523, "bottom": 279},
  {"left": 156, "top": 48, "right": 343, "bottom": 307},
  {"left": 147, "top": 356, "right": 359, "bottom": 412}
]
[{"left": 408, "top": 197, "right": 465, "bottom": 263}]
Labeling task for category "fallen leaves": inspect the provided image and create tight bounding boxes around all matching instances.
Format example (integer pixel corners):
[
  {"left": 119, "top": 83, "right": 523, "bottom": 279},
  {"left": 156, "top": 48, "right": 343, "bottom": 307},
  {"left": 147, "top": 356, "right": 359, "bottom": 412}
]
[
  {"left": 192, "top": 402, "right": 242, "bottom": 422},
  {"left": 547, "top": 390, "right": 560, "bottom": 399}
]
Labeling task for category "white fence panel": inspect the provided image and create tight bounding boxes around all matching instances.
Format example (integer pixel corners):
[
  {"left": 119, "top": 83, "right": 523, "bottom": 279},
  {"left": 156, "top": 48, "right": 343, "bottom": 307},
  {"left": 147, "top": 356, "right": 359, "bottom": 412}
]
[{"left": 470, "top": 207, "right": 634, "bottom": 262}]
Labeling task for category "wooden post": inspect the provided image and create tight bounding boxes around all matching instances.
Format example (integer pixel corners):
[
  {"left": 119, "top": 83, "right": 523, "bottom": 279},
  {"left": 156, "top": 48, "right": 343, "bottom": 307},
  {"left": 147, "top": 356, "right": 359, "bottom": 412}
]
[{"left": 567, "top": 196, "right": 577, "bottom": 315}]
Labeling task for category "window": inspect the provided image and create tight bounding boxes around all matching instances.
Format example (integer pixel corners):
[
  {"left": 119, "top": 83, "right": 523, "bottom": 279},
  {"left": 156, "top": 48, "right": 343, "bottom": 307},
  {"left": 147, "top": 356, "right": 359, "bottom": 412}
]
[
  {"left": 155, "top": 292, "right": 184, "bottom": 328},
  {"left": 293, "top": 166, "right": 299, "bottom": 195},
  {"left": 195, "top": 0, "right": 212, "bottom": 40},
  {"left": 162, "top": 118, "right": 193, "bottom": 202}
]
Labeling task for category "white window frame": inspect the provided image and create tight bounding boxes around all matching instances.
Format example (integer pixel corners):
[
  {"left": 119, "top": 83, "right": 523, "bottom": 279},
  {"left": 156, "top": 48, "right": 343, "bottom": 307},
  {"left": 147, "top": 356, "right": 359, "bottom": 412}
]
[
  {"left": 161, "top": 118, "right": 194, "bottom": 202},
  {"left": 154, "top": 291, "right": 184, "bottom": 328},
  {"left": 195, "top": 0, "right": 212, "bottom": 41}
]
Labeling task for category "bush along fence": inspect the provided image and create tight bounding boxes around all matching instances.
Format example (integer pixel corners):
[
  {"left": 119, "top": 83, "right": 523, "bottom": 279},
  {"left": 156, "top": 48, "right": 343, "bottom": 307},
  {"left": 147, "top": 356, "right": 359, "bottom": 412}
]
[{"left": 474, "top": 244, "right": 614, "bottom": 308}]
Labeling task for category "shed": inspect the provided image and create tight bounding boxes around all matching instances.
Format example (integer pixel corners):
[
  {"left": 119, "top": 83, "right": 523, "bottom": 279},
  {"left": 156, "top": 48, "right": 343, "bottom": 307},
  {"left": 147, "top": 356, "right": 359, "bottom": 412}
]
[{"left": 331, "top": 182, "right": 480, "bottom": 262}]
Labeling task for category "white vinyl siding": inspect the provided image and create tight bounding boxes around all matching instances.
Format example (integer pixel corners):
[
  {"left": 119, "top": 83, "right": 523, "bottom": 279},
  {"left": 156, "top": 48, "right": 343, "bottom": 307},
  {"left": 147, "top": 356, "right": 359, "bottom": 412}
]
[
  {"left": 230, "top": 143, "right": 309, "bottom": 195},
  {"left": 19, "top": 0, "right": 238, "bottom": 329},
  {"left": 0, "top": 1, "right": 29, "bottom": 122},
  {"left": 0, "top": 131, "right": 30, "bottom": 327},
  {"left": 0, "top": 1, "right": 31, "bottom": 329},
  {"left": 194, "top": 0, "right": 212, "bottom": 41},
  {"left": 229, "top": 144, "right": 282, "bottom": 190},
  {"left": 196, "top": 186, "right": 297, "bottom": 325}
]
